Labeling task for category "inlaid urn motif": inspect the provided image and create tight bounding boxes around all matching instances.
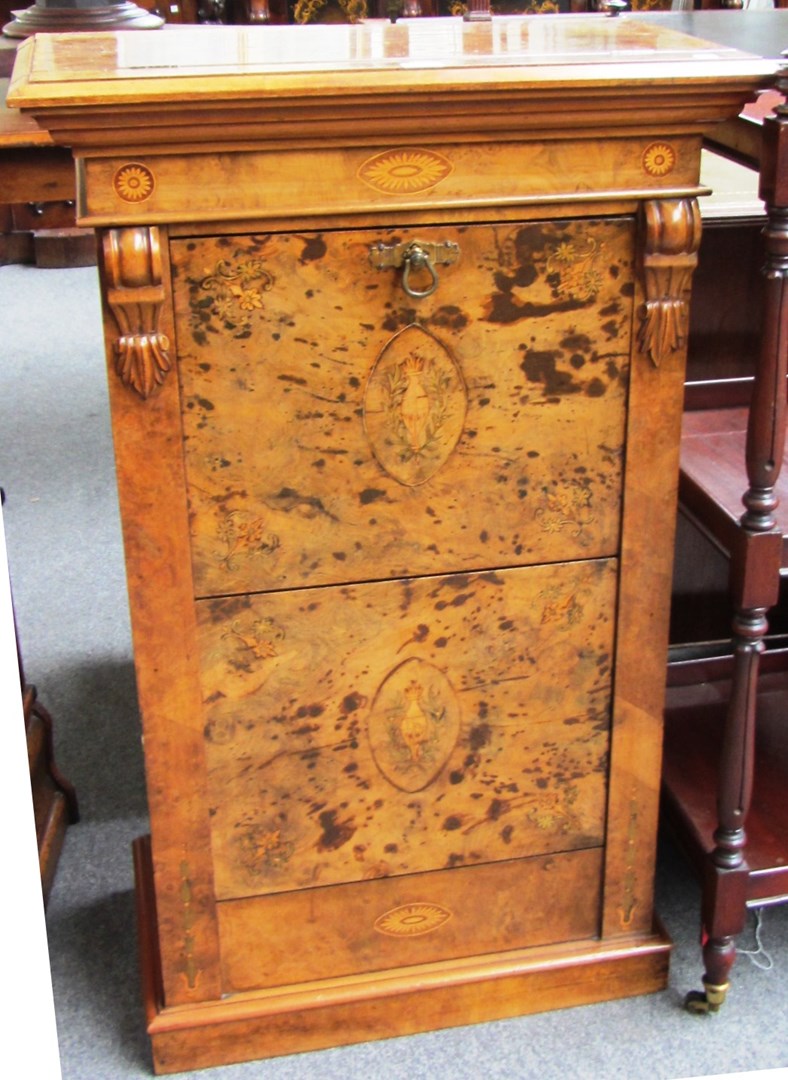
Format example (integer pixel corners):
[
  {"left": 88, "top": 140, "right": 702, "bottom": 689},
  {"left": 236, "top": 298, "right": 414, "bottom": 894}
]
[
  {"left": 364, "top": 323, "right": 467, "bottom": 487},
  {"left": 368, "top": 657, "right": 461, "bottom": 793}
]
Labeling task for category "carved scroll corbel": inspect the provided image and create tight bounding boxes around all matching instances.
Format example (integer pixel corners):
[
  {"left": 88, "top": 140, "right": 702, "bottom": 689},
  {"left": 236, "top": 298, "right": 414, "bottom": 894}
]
[
  {"left": 103, "top": 226, "right": 171, "bottom": 399},
  {"left": 638, "top": 198, "right": 701, "bottom": 367}
]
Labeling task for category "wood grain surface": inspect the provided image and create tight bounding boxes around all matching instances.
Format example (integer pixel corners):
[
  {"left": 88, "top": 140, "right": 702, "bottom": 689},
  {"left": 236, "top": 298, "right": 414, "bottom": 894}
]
[
  {"left": 198, "top": 559, "right": 616, "bottom": 901},
  {"left": 173, "top": 218, "right": 633, "bottom": 596},
  {"left": 9, "top": 13, "right": 774, "bottom": 1069}
]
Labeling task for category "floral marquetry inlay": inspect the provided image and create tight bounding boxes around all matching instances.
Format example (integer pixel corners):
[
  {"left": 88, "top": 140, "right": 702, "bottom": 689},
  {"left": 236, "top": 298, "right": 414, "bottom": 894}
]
[
  {"left": 178, "top": 860, "right": 199, "bottom": 990},
  {"left": 374, "top": 902, "right": 453, "bottom": 938},
  {"left": 536, "top": 480, "right": 595, "bottom": 546},
  {"left": 185, "top": 254, "right": 274, "bottom": 343},
  {"left": 358, "top": 149, "right": 453, "bottom": 195},
  {"left": 364, "top": 323, "right": 467, "bottom": 487},
  {"left": 545, "top": 237, "right": 603, "bottom": 302},
  {"left": 215, "top": 508, "right": 280, "bottom": 573},
  {"left": 113, "top": 162, "right": 155, "bottom": 203},
  {"left": 641, "top": 143, "right": 676, "bottom": 178},
  {"left": 235, "top": 824, "right": 295, "bottom": 877}
]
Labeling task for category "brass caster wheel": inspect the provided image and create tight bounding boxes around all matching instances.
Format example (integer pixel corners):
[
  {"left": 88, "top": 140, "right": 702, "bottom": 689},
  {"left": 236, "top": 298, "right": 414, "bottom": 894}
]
[{"left": 684, "top": 981, "right": 729, "bottom": 1014}]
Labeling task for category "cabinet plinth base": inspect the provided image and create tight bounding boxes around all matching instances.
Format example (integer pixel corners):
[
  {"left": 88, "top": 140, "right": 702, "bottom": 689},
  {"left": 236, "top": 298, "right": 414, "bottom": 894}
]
[{"left": 133, "top": 837, "right": 671, "bottom": 1075}]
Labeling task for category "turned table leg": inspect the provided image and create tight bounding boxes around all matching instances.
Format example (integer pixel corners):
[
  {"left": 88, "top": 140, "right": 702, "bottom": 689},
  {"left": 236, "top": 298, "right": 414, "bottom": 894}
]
[
  {"left": 687, "top": 611, "right": 765, "bottom": 1013},
  {"left": 687, "top": 75, "right": 788, "bottom": 1013}
]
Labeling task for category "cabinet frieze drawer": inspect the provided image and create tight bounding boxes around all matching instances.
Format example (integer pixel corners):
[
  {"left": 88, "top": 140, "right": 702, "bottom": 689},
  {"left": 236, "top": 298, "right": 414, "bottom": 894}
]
[{"left": 76, "top": 136, "right": 702, "bottom": 226}]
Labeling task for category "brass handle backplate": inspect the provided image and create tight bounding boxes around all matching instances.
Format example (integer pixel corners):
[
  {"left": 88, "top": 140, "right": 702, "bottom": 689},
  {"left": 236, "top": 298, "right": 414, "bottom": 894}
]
[{"left": 369, "top": 239, "right": 460, "bottom": 299}]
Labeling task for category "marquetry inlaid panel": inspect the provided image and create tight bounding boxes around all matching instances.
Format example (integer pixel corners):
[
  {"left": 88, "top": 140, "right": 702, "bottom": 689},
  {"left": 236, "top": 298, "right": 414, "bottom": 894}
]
[
  {"left": 77, "top": 137, "right": 703, "bottom": 225},
  {"left": 197, "top": 558, "right": 616, "bottom": 902},
  {"left": 11, "top": 11, "right": 773, "bottom": 1064},
  {"left": 172, "top": 218, "right": 634, "bottom": 597},
  {"left": 217, "top": 849, "right": 603, "bottom": 992}
]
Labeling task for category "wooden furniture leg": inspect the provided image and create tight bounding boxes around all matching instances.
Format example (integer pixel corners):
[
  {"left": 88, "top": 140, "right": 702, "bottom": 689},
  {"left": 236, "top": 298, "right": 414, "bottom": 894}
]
[
  {"left": 1, "top": 490, "right": 79, "bottom": 901},
  {"left": 686, "top": 69, "right": 788, "bottom": 1014},
  {"left": 24, "top": 683, "right": 80, "bottom": 903}
]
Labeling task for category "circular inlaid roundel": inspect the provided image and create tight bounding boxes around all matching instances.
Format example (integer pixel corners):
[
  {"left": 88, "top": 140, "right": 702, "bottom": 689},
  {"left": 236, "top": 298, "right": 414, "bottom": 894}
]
[
  {"left": 642, "top": 143, "right": 676, "bottom": 178},
  {"left": 113, "top": 162, "right": 155, "bottom": 203}
]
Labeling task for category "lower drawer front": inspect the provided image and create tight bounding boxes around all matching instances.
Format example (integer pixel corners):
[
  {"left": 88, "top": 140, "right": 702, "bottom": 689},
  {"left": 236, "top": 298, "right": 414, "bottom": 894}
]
[
  {"left": 218, "top": 848, "right": 602, "bottom": 993},
  {"left": 197, "top": 558, "right": 615, "bottom": 903}
]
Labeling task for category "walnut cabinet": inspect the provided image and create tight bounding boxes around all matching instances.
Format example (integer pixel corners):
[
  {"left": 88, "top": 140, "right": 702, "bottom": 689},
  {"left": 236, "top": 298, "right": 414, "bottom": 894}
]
[{"left": 8, "top": 16, "right": 776, "bottom": 1073}]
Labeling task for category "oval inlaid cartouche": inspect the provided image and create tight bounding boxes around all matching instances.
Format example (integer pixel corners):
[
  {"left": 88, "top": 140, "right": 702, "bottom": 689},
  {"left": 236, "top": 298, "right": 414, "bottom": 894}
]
[
  {"left": 374, "top": 902, "right": 452, "bottom": 937},
  {"left": 368, "top": 656, "right": 461, "bottom": 793},
  {"left": 358, "top": 148, "right": 453, "bottom": 194},
  {"left": 364, "top": 323, "right": 467, "bottom": 488}
]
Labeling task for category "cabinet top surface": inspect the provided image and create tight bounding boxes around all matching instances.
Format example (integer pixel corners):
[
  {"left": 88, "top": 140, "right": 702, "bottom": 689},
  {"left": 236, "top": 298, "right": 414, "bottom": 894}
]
[{"left": 8, "top": 15, "right": 777, "bottom": 109}]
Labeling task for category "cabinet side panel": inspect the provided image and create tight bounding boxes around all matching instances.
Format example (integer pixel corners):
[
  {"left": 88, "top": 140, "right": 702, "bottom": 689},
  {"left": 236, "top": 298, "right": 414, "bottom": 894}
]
[
  {"left": 602, "top": 199, "right": 698, "bottom": 937},
  {"left": 98, "top": 226, "right": 223, "bottom": 1006}
]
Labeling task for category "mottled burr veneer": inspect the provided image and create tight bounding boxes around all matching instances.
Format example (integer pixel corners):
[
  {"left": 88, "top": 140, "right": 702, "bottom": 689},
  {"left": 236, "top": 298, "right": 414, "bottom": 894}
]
[{"left": 8, "top": 15, "right": 776, "bottom": 1073}]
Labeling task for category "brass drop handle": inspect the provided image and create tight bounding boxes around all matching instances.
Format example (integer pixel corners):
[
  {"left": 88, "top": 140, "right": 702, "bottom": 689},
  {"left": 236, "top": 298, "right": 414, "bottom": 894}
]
[
  {"left": 402, "top": 243, "right": 439, "bottom": 299},
  {"left": 369, "top": 239, "right": 460, "bottom": 300}
]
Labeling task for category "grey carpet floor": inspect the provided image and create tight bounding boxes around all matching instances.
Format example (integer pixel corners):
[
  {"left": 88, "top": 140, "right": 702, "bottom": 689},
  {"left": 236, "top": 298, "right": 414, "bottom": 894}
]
[{"left": 2, "top": 262, "right": 787, "bottom": 1080}]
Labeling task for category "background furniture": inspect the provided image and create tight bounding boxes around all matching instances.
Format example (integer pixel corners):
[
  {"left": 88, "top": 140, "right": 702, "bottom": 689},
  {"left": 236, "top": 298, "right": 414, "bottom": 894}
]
[
  {"left": 22, "top": 673, "right": 79, "bottom": 900},
  {"left": 0, "top": 487, "right": 79, "bottom": 901},
  {"left": 2, "top": 0, "right": 164, "bottom": 37},
  {"left": 0, "top": 85, "right": 95, "bottom": 265},
  {"left": 1, "top": 36, "right": 95, "bottom": 265},
  {"left": 8, "top": 14, "right": 774, "bottom": 1074},
  {"left": 0, "top": 500, "right": 63, "bottom": 1080},
  {"left": 662, "top": 76, "right": 788, "bottom": 1012}
]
